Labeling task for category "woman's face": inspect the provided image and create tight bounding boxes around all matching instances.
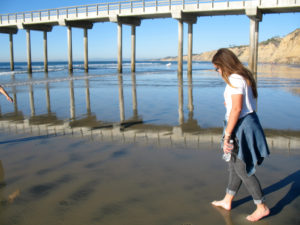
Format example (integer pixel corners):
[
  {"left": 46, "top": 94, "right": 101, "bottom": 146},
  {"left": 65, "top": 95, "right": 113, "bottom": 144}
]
[{"left": 213, "top": 64, "right": 222, "bottom": 75}]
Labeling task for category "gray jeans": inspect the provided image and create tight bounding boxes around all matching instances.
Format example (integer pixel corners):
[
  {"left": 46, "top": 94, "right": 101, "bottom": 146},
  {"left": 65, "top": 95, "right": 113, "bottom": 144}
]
[{"left": 227, "top": 158, "right": 265, "bottom": 204}]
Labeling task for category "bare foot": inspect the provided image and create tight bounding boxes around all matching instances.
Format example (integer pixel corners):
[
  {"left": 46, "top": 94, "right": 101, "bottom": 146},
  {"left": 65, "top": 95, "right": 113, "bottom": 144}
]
[
  {"left": 211, "top": 200, "right": 231, "bottom": 211},
  {"left": 246, "top": 206, "right": 270, "bottom": 222}
]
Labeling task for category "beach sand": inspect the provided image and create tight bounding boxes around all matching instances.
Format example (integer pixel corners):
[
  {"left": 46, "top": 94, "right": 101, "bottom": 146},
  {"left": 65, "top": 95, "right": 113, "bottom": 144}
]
[{"left": 0, "top": 131, "right": 299, "bottom": 225}]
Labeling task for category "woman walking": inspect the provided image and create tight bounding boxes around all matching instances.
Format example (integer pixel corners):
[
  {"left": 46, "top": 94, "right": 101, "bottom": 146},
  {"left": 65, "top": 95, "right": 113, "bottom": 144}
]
[{"left": 211, "top": 48, "right": 270, "bottom": 222}]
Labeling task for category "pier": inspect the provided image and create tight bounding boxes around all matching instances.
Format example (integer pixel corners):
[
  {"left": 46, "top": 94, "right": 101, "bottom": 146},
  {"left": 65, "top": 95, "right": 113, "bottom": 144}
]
[{"left": 0, "top": 0, "right": 300, "bottom": 74}]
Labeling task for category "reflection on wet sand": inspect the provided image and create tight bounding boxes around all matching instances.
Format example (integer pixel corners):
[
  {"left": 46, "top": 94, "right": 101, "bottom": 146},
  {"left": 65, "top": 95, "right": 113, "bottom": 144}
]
[
  {"left": 131, "top": 73, "right": 138, "bottom": 118},
  {"left": 28, "top": 74, "right": 35, "bottom": 117},
  {"left": 258, "top": 63, "right": 300, "bottom": 96},
  {"left": 0, "top": 71, "right": 300, "bottom": 150},
  {"left": 178, "top": 73, "right": 184, "bottom": 125},
  {"left": 45, "top": 72, "right": 51, "bottom": 114},
  {"left": 69, "top": 73, "right": 75, "bottom": 120},
  {"left": 212, "top": 205, "right": 235, "bottom": 225},
  {"left": 289, "top": 87, "right": 300, "bottom": 96},
  {"left": 258, "top": 64, "right": 300, "bottom": 79},
  {"left": 118, "top": 74, "right": 125, "bottom": 122},
  {"left": 212, "top": 204, "right": 272, "bottom": 225}
]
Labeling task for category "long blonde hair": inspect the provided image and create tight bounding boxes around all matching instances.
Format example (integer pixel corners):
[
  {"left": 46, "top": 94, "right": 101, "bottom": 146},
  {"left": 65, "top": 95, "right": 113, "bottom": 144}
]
[{"left": 212, "top": 48, "right": 258, "bottom": 98}]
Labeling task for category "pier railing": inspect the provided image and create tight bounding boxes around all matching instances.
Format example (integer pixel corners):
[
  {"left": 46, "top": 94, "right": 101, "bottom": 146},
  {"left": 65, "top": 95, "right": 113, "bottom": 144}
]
[
  {"left": 0, "top": 0, "right": 256, "bottom": 25},
  {"left": 1, "top": 0, "right": 299, "bottom": 25}
]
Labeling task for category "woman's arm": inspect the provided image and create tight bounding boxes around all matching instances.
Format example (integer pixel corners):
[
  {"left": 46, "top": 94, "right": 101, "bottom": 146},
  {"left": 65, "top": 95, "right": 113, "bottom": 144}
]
[{"left": 223, "top": 94, "right": 243, "bottom": 153}]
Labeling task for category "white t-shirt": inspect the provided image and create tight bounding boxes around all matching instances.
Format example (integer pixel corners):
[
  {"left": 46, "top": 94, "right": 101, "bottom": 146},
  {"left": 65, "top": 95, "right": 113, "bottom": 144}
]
[{"left": 224, "top": 74, "right": 256, "bottom": 120}]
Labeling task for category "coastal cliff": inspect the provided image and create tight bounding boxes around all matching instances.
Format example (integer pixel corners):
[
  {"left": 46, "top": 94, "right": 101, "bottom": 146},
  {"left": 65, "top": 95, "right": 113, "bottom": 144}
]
[{"left": 161, "top": 28, "right": 300, "bottom": 64}]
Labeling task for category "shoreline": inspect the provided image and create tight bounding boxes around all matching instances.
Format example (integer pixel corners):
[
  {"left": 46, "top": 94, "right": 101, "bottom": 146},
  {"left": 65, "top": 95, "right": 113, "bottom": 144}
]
[
  {"left": 1, "top": 60, "right": 300, "bottom": 66},
  {"left": 159, "top": 58, "right": 300, "bottom": 66},
  {"left": 1, "top": 121, "right": 300, "bottom": 152}
]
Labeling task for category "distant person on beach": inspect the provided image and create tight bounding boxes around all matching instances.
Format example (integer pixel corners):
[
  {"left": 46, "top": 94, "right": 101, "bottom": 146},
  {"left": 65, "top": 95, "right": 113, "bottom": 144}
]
[
  {"left": 1, "top": 160, "right": 20, "bottom": 204},
  {"left": 211, "top": 48, "right": 270, "bottom": 222},
  {"left": 0, "top": 85, "right": 13, "bottom": 103}
]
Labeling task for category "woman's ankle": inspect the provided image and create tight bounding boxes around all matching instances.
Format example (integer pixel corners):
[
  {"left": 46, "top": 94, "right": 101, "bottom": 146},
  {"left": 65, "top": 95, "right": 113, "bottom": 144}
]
[
  {"left": 256, "top": 203, "right": 269, "bottom": 211},
  {"left": 224, "top": 193, "right": 234, "bottom": 203}
]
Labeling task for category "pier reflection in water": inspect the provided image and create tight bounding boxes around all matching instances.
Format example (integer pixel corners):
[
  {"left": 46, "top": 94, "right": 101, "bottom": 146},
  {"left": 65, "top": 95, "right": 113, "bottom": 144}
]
[{"left": 0, "top": 67, "right": 300, "bottom": 150}]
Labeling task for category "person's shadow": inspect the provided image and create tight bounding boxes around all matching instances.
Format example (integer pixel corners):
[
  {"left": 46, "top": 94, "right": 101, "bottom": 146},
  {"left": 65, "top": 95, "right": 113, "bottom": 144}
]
[{"left": 232, "top": 170, "right": 300, "bottom": 216}]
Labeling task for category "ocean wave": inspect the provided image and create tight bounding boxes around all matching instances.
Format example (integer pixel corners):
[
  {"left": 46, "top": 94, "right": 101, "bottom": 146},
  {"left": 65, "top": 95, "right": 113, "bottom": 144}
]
[
  {"left": 1, "top": 74, "right": 113, "bottom": 87},
  {"left": 0, "top": 61, "right": 171, "bottom": 75},
  {"left": 0, "top": 66, "right": 68, "bottom": 76}
]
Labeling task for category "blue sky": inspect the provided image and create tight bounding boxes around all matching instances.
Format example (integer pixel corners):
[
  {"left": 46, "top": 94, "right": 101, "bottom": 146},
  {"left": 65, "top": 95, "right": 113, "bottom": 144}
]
[{"left": 0, "top": 0, "right": 299, "bottom": 62}]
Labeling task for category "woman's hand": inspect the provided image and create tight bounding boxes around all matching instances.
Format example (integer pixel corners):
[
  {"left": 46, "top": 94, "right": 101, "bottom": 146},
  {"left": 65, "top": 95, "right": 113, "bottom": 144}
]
[
  {"left": 223, "top": 138, "right": 233, "bottom": 154},
  {"left": 6, "top": 95, "right": 13, "bottom": 103}
]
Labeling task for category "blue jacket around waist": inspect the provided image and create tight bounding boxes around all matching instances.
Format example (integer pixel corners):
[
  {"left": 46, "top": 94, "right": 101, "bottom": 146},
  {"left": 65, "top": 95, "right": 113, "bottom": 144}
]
[{"left": 224, "top": 112, "right": 270, "bottom": 176}]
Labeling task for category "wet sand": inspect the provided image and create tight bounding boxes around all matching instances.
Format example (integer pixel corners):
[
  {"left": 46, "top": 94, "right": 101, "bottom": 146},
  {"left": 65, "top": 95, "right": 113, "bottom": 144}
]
[{"left": 0, "top": 131, "right": 299, "bottom": 225}]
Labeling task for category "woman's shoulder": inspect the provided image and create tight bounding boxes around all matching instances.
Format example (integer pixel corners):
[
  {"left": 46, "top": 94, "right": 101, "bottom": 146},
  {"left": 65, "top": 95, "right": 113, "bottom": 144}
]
[
  {"left": 229, "top": 73, "right": 244, "bottom": 80},
  {"left": 229, "top": 74, "right": 246, "bottom": 85}
]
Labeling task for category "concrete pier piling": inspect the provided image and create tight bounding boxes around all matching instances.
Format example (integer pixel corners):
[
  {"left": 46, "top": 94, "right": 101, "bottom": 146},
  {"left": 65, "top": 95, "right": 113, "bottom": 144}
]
[
  {"left": 246, "top": 7, "right": 262, "bottom": 78},
  {"left": 61, "top": 20, "right": 92, "bottom": 72},
  {"left": 67, "top": 26, "right": 73, "bottom": 72},
  {"left": 110, "top": 15, "right": 140, "bottom": 74},
  {"left": 43, "top": 31, "right": 48, "bottom": 72},
  {"left": 118, "top": 23, "right": 123, "bottom": 74},
  {"left": 118, "top": 74, "right": 125, "bottom": 122},
  {"left": 26, "top": 30, "right": 32, "bottom": 73},
  {"left": 131, "top": 25, "right": 136, "bottom": 73},
  {"left": 1, "top": 28, "right": 18, "bottom": 71},
  {"left": 20, "top": 23, "right": 53, "bottom": 73},
  {"left": 177, "top": 20, "right": 183, "bottom": 76},
  {"left": 84, "top": 28, "right": 88, "bottom": 72},
  {"left": 173, "top": 11, "right": 197, "bottom": 76},
  {"left": 249, "top": 18, "right": 260, "bottom": 77},
  {"left": 9, "top": 33, "right": 14, "bottom": 71}
]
